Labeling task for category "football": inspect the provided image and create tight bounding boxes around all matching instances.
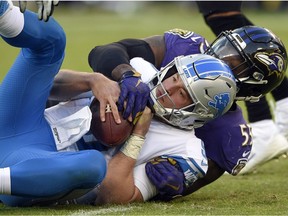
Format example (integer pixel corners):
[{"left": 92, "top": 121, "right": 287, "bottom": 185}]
[{"left": 89, "top": 98, "right": 134, "bottom": 147}]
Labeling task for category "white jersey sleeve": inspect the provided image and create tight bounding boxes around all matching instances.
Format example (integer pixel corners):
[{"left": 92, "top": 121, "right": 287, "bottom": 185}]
[{"left": 133, "top": 163, "right": 157, "bottom": 201}]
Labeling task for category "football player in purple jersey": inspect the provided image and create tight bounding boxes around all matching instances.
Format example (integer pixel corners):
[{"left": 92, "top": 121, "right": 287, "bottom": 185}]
[
  {"left": 84, "top": 23, "right": 287, "bottom": 201},
  {"left": 46, "top": 3, "right": 287, "bottom": 204},
  {"left": 196, "top": 1, "right": 288, "bottom": 175}
]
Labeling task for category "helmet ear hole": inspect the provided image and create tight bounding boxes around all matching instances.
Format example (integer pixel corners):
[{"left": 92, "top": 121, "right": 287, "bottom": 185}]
[
  {"left": 204, "top": 89, "right": 211, "bottom": 98},
  {"left": 226, "top": 82, "right": 232, "bottom": 88}
]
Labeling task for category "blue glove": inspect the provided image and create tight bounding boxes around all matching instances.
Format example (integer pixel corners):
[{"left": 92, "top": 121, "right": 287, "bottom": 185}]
[
  {"left": 145, "top": 156, "right": 184, "bottom": 201},
  {"left": 118, "top": 70, "right": 152, "bottom": 123}
]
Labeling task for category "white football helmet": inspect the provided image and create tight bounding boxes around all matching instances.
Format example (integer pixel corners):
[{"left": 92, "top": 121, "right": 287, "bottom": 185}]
[{"left": 148, "top": 54, "right": 237, "bottom": 130}]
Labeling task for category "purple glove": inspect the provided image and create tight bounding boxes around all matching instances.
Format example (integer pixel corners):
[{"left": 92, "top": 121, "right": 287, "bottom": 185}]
[
  {"left": 118, "top": 71, "right": 151, "bottom": 123},
  {"left": 145, "top": 156, "right": 184, "bottom": 201}
]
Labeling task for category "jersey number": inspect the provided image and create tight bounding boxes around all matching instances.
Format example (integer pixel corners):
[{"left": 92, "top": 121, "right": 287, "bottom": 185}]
[{"left": 240, "top": 124, "right": 252, "bottom": 146}]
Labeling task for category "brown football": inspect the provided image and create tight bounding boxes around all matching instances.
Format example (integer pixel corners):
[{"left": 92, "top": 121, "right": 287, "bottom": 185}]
[{"left": 89, "top": 98, "right": 133, "bottom": 147}]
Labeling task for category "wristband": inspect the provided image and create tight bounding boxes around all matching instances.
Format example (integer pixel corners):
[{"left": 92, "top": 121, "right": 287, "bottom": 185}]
[
  {"left": 120, "top": 134, "right": 145, "bottom": 160},
  {"left": 120, "top": 70, "right": 141, "bottom": 82}
]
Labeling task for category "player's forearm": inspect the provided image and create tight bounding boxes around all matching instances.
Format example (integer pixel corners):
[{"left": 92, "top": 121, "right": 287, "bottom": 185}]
[
  {"left": 88, "top": 39, "right": 155, "bottom": 80},
  {"left": 183, "top": 159, "right": 225, "bottom": 196},
  {"left": 96, "top": 135, "right": 146, "bottom": 204},
  {"left": 49, "top": 69, "right": 96, "bottom": 101},
  {"left": 88, "top": 43, "right": 131, "bottom": 80},
  {"left": 96, "top": 109, "right": 152, "bottom": 205},
  {"left": 95, "top": 152, "right": 139, "bottom": 205}
]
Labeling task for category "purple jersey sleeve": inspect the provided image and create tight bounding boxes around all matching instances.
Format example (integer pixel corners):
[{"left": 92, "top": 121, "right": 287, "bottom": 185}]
[
  {"left": 195, "top": 105, "right": 252, "bottom": 175},
  {"left": 161, "top": 29, "right": 209, "bottom": 67}
]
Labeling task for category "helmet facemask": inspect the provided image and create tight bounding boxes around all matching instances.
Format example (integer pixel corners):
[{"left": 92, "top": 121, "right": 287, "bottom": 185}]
[{"left": 148, "top": 60, "right": 200, "bottom": 130}]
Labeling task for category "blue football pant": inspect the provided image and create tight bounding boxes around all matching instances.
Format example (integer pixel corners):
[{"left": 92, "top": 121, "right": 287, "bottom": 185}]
[{"left": 0, "top": 10, "right": 106, "bottom": 206}]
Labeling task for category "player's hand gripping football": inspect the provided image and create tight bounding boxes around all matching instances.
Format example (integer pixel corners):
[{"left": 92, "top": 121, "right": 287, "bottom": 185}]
[
  {"left": 118, "top": 70, "right": 153, "bottom": 124},
  {"left": 90, "top": 73, "right": 121, "bottom": 124},
  {"left": 145, "top": 156, "right": 185, "bottom": 201},
  {"left": 18, "top": 0, "right": 59, "bottom": 22}
]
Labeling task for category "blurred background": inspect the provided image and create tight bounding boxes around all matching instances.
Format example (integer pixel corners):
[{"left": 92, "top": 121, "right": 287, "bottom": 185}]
[
  {"left": 2, "top": 1, "right": 288, "bottom": 119},
  {"left": 3, "top": 1, "right": 288, "bottom": 70}
]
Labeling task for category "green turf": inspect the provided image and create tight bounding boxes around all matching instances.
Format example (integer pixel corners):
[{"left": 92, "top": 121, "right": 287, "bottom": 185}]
[
  {"left": 0, "top": 2, "right": 288, "bottom": 215},
  {"left": 1, "top": 156, "right": 288, "bottom": 215}
]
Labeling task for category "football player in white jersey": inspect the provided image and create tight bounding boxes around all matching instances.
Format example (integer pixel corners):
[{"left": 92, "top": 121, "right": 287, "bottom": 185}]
[{"left": 47, "top": 54, "right": 237, "bottom": 205}]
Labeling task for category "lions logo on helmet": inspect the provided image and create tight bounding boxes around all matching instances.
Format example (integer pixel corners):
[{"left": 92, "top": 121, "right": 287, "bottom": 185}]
[{"left": 208, "top": 93, "right": 231, "bottom": 117}]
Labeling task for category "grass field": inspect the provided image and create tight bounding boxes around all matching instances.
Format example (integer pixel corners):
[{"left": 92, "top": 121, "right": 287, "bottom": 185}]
[{"left": 1, "top": 2, "right": 288, "bottom": 215}]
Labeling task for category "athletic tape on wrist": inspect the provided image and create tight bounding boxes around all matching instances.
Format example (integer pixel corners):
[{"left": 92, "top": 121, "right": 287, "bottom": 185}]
[{"left": 120, "top": 134, "right": 145, "bottom": 160}]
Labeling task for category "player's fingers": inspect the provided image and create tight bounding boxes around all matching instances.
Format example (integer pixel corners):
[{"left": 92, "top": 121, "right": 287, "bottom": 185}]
[
  {"left": 145, "top": 162, "right": 163, "bottom": 183},
  {"left": 109, "top": 99, "right": 121, "bottom": 124},
  {"left": 162, "top": 162, "right": 178, "bottom": 174},
  {"left": 53, "top": 0, "right": 59, "bottom": 6},
  {"left": 132, "top": 111, "right": 143, "bottom": 125},
  {"left": 118, "top": 85, "right": 128, "bottom": 112},
  {"left": 127, "top": 114, "right": 133, "bottom": 123},
  {"left": 36, "top": 1, "right": 44, "bottom": 20},
  {"left": 131, "top": 106, "right": 152, "bottom": 137},
  {"left": 19, "top": 1, "right": 27, "bottom": 13},
  {"left": 123, "top": 101, "right": 132, "bottom": 122},
  {"left": 132, "top": 94, "right": 143, "bottom": 123},
  {"left": 123, "top": 93, "right": 135, "bottom": 120},
  {"left": 44, "top": 0, "right": 59, "bottom": 22},
  {"left": 44, "top": 0, "right": 52, "bottom": 17},
  {"left": 99, "top": 100, "right": 108, "bottom": 122}
]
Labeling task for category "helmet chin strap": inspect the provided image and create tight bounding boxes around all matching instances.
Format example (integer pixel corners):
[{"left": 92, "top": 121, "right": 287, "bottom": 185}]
[
  {"left": 235, "top": 77, "right": 266, "bottom": 102},
  {"left": 235, "top": 95, "right": 261, "bottom": 103},
  {"left": 238, "top": 77, "right": 268, "bottom": 85}
]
